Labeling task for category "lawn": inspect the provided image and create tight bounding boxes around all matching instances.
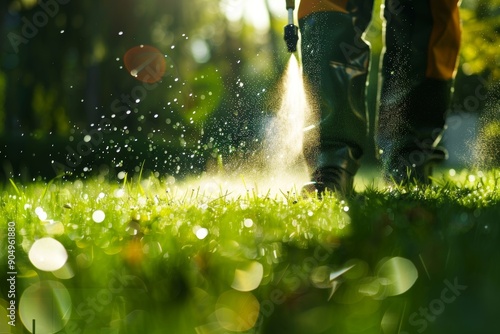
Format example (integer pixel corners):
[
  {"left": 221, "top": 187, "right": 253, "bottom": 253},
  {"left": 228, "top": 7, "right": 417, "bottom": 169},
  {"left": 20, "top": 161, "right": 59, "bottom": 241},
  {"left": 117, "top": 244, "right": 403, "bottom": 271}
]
[{"left": 1, "top": 169, "right": 500, "bottom": 334}]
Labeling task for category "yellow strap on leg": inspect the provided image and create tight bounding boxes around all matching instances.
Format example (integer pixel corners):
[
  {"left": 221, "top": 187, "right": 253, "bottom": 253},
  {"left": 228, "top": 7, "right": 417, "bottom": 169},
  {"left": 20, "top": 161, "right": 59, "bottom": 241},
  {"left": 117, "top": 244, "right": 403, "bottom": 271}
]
[
  {"left": 426, "top": 0, "right": 461, "bottom": 80},
  {"left": 298, "top": 0, "right": 349, "bottom": 19}
]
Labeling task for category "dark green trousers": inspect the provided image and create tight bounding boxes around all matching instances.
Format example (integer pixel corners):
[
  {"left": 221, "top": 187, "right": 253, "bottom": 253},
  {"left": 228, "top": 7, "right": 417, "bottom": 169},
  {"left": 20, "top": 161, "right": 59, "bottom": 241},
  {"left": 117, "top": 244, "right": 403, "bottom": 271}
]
[{"left": 299, "top": 0, "right": 461, "bottom": 181}]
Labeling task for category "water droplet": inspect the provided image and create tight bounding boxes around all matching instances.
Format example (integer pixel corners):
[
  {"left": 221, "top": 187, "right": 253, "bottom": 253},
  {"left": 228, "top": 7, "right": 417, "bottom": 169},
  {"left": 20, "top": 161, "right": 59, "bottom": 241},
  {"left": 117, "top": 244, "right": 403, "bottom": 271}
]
[
  {"left": 114, "top": 188, "right": 125, "bottom": 198},
  {"left": 243, "top": 218, "right": 253, "bottom": 228},
  {"left": 35, "top": 207, "right": 47, "bottom": 221},
  {"left": 29, "top": 237, "right": 68, "bottom": 271},
  {"left": 126, "top": 221, "right": 140, "bottom": 236},
  {"left": 195, "top": 227, "right": 208, "bottom": 240},
  {"left": 92, "top": 210, "right": 105, "bottom": 223},
  {"left": 143, "top": 240, "right": 162, "bottom": 256}
]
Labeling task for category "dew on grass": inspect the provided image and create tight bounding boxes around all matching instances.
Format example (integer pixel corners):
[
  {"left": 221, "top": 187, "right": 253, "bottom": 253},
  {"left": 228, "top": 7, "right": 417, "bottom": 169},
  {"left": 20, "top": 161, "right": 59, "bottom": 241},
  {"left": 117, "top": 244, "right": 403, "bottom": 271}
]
[
  {"left": 195, "top": 226, "right": 209, "bottom": 240},
  {"left": 92, "top": 210, "right": 106, "bottom": 223},
  {"left": 117, "top": 172, "right": 127, "bottom": 181},
  {"left": 114, "top": 188, "right": 125, "bottom": 198},
  {"left": 143, "top": 240, "right": 162, "bottom": 256},
  {"left": 19, "top": 280, "right": 72, "bottom": 334},
  {"left": 137, "top": 196, "right": 147, "bottom": 207},
  {"left": 126, "top": 221, "right": 140, "bottom": 236},
  {"left": 35, "top": 206, "right": 47, "bottom": 220},
  {"left": 243, "top": 218, "right": 253, "bottom": 228},
  {"left": 231, "top": 261, "right": 263, "bottom": 292},
  {"left": 28, "top": 237, "right": 68, "bottom": 272}
]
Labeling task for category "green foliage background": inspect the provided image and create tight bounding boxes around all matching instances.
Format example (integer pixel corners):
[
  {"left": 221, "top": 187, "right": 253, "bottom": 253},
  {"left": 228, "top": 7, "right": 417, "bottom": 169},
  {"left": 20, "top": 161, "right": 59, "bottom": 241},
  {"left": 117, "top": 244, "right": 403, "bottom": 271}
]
[{"left": 0, "top": 0, "right": 498, "bottom": 137}]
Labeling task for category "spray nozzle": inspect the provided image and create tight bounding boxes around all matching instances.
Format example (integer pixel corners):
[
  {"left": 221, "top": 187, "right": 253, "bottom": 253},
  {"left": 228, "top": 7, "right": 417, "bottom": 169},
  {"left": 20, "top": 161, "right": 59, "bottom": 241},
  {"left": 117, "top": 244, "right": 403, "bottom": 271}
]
[
  {"left": 284, "top": 24, "right": 298, "bottom": 53},
  {"left": 284, "top": 0, "right": 298, "bottom": 53}
]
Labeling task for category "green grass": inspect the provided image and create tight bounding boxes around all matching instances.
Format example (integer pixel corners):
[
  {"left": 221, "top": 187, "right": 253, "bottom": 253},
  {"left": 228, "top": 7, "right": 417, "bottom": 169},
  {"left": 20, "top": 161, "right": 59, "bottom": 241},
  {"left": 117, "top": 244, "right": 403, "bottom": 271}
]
[{"left": 1, "top": 169, "right": 500, "bottom": 334}]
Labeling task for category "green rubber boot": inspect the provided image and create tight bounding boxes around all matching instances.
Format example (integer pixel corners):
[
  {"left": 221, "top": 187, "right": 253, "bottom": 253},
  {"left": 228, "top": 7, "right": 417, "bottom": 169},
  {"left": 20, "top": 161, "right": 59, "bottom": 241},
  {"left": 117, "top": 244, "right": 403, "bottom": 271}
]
[
  {"left": 376, "top": 0, "right": 457, "bottom": 185},
  {"left": 299, "top": 11, "right": 370, "bottom": 195}
]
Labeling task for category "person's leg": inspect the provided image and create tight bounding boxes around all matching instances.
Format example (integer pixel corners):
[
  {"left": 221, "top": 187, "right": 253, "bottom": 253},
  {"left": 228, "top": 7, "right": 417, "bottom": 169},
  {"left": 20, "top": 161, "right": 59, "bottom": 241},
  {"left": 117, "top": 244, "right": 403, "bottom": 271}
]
[
  {"left": 377, "top": 0, "right": 461, "bottom": 184},
  {"left": 299, "top": 0, "right": 374, "bottom": 195}
]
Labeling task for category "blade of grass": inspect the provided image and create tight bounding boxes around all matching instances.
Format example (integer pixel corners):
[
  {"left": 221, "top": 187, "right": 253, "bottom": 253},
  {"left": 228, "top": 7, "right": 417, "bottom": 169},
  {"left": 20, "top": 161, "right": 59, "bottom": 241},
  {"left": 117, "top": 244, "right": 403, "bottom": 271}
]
[{"left": 9, "top": 178, "right": 22, "bottom": 197}]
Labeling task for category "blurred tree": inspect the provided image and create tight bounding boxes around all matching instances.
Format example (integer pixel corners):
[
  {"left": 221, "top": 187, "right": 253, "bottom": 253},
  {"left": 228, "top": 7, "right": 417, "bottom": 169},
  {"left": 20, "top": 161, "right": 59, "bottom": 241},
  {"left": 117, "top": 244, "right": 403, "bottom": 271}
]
[
  {"left": 0, "top": 0, "right": 496, "bottom": 178},
  {"left": 0, "top": 0, "right": 289, "bottom": 134},
  {"left": 460, "top": 0, "right": 500, "bottom": 80}
]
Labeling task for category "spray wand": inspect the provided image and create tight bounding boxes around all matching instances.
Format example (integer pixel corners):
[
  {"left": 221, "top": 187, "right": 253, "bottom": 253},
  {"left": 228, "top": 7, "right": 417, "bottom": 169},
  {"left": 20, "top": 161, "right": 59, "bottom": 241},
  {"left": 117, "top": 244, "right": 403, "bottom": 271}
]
[{"left": 284, "top": 0, "right": 298, "bottom": 53}]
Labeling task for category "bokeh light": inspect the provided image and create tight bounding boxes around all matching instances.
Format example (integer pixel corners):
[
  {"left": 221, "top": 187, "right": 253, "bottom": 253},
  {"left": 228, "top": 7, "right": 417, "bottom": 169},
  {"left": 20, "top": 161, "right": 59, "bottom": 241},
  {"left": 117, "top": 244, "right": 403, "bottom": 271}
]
[
  {"left": 123, "top": 45, "right": 166, "bottom": 83},
  {"left": 194, "top": 226, "right": 209, "bottom": 240},
  {"left": 19, "top": 280, "right": 72, "bottom": 334},
  {"left": 377, "top": 257, "right": 418, "bottom": 296},
  {"left": 43, "top": 220, "right": 65, "bottom": 235},
  {"left": 231, "top": 261, "right": 263, "bottom": 292},
  {"left": 92, "top": 210, "right": 106, "bottom": 223},
  {"left": 215, "top": 290, "right": 260, "bottom": 332},
  {"left": 52, "top": 264, "right": 75, "bottom": 280},
  {"left": 28, "top": 237, "right": 68, "bottom": 272}
]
